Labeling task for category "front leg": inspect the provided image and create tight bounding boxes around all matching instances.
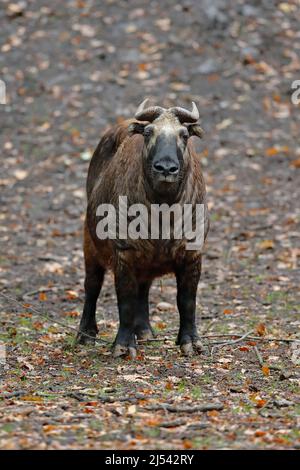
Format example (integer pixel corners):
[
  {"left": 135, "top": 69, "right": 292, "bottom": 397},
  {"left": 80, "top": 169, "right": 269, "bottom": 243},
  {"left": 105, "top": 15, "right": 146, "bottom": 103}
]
[
  {"left": 113, "top": 259, "right": 138, "bottom": 358},
  {"left": 134, "top": 281, "right": 154, "bottom": 340},
  {"left": 175, "top": 255, "right": 204, "bottom": 356}
]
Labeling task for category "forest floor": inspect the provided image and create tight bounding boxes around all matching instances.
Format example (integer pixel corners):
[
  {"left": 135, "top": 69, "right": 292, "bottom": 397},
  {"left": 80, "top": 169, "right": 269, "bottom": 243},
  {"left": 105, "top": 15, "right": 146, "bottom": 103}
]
[{"left": 0, "top": 0, "right": 299, "bottom": 450}]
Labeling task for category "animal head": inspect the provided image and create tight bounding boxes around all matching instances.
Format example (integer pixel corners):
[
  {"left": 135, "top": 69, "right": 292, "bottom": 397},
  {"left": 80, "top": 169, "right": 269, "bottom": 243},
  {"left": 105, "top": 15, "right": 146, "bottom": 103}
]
[{"left": 128, "top": 99, "right": 203, "bottom": 198}]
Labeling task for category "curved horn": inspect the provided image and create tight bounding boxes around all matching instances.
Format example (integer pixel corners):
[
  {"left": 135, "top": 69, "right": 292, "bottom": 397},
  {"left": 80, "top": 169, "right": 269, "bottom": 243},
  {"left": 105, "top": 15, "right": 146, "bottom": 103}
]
[
  {"left": 135, "top": 98, "right": 149, "bottom": 116},
  {"left": 168, "top": 101, "right": 199, "bottom": 123},
  {"left": 135, "top": 99, "right": 166, "bottom": 122}
]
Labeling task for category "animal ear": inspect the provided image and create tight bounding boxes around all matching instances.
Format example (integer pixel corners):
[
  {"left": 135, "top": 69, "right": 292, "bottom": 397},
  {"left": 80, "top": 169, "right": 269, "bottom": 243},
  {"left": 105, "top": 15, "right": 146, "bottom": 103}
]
[
  {"left": 128, "top": 122, "right": 146, "bottom": 135},
  {"left": 187, "top": 124, "right": 204, "bottom": 139}
]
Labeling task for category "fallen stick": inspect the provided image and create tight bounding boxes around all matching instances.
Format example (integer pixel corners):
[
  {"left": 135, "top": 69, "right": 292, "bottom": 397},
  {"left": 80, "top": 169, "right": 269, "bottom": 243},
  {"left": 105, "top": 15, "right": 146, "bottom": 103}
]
[
  {"left": 138, "top": 333, "right": 300, "bottom": 345},
  {"left": 137, "top": 337, "right": 171, "bottom": 344},
  {"left": 253, "top": 346, "right": 282, "bottom": 371},
  {"left": 98, "top": 394, "right": 159, "bottom": 404},
  {"left": 210, "top": 330, "right": 254, "bottom": 355},
  {"left": 1, "top": 292, "right": 298, "bottom": 352},
  {"left": 22, "top": 287, "right": 61, "bottom": 300},
  {"left": 158, "top": 419, "right": 187, "bottom": 428},
  {"left": 65, "top": 391, "right": 160, "bottom": 403},
  {"left": 65, "top": 392, "right": 86, "bottom": 402},
  {"left": 1, "top": 391, "right": 27, "bottom": 399},
  {"left": 202, "top": 318, "right": 217, "bottom": 334},
  {"left": 0, "top": 291, "right": 110, "bottom": 344},
  {"left": 253, "top": 345, "right": 264, "bottom": 366},
  {"left": 204, "top": 334, "right": 299, "bottom": 344},
  {"left": 143, "top": 403, "right": 223, "bottom": 413}
]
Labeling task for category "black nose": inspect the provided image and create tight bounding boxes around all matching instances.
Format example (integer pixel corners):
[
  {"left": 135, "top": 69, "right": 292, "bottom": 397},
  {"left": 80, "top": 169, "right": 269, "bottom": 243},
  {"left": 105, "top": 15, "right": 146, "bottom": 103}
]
[{"left": 153, "top": 160, "right": 179, "bottom": 176}]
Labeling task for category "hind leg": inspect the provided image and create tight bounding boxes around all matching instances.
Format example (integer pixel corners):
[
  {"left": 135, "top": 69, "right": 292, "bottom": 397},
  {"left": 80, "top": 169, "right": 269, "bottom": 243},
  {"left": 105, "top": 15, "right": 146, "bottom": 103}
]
[
  {"left": 112, "top": 259, "right": 139, "bottom": 358},
  {"left": 134, "top": 281, "right": 154, "bottom": 340},
  {"left": 76, "top": 263, "right": 105, "bottom": 345}
]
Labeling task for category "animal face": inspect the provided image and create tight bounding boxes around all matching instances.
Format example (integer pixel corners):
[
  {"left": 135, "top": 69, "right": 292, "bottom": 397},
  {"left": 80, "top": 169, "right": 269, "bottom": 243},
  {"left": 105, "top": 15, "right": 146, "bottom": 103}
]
[
  {"left": 129, "top": 101, "right": 203, "bottom": 199},
  {"left": 143, "top": 117, "right": 188, "bottom": 189}
]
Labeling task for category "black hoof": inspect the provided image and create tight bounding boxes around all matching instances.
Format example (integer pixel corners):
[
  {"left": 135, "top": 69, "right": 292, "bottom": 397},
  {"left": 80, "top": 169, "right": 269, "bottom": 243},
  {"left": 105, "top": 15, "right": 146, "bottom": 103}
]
[
  {"left": 112, "top": 328, "right": 137, "bottom": 359},
  {"left": 177, "top": 332, "right": 204, "bottom": 356},
  {"left": 180, "top": 339, "right": 204, "bottom": 356},
  {"left": 75, "top": 328, "right": 97, "bottom": 345},
  {"left": 135, "top": 323, "right": 155, "bottom": 341},
  {"left": 112, "top": 343, "right": 137, "bottom": 358}
]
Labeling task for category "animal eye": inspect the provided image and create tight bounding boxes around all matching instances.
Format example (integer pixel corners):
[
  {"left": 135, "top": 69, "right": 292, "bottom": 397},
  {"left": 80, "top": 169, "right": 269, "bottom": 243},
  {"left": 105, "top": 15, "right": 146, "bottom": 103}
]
[
  {"left": 144, "top": 126, "right": 154, "bottom": 138},
  {"left": 180, "top": 129, "right": 189, "bottom": 141}
]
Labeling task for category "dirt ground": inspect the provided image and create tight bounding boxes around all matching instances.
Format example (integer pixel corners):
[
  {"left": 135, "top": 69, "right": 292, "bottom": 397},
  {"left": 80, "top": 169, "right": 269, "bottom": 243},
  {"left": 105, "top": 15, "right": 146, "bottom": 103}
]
[{"left": 0, "top": 0, "right": 299, "bottom": 450}]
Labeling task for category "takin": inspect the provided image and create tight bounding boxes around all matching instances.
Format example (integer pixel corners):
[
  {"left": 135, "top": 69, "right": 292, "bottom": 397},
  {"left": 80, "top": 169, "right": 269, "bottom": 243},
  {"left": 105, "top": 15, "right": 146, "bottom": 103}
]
[{"left": 76, "top": 99, "right": 209, "bottom": 357}]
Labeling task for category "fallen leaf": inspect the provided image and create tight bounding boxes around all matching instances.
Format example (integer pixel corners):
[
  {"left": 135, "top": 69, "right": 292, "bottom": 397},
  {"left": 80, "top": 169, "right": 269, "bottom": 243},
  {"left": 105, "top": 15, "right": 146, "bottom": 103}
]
[
  {"left": 183, "top": 439, "right": 193, "bottom": 449},
  {"left": 165, "top": 381, "right": 173, "bottom": 390},
  {"left": 223, "top": 308, "right": 233, "bottom": 315},
  {"left": 127, "top": 404, "right": 137, "bottom": 415},
  {"left": 256, "top": 323, "right": 266, "bottom": 336},
  {"left": 43, "top": 425, "right": 58, "bottom": 433},
  {"left": 258, "top": 240, "right": 274, "bottom": 250},
  {"left": 216, "top": 119, "right": 233, "bottom": 130},
  {"left": 38, "top": 292, "right": 47, "bottom": 301},
  {"left": 80, "top": 150, "right": 92, "bottom": 161},
  {"left": 290, "top": 158, "right": 300, "bottom": 168},
  {"left": 256, "top": 399, "right": 267, "bottom": 408},
  {"left": 156, "top": 302, "right": 173, "bottom": 311},
  {"left": 279, "top": 2, "right": 296, "bottom": 13},
  {"left": 66, "top": 290, "right": 79, "bottom": 300},
  {"left": 262, "top": 366, "right": 270, "bottom": 376},
  {"left": 64, "top": 311, "right": 80, "bottom": 317},
  {"left": 14, "top": 169, "right": 28, "bottom": 180},
  {"left": 207, "top": 410, "right": 219, "bottom": 418},
  {"left": 255, "top": 430, "right": 266, "bottom": 437},
  {"left": 265, "top": 147, "right": 278, "bottom": 157},
  {"left": 22, "top": 395, "right": 43, "bottom": 402},
  {"left": 145, "top": 418, "right": 161, "bottom": 426}
]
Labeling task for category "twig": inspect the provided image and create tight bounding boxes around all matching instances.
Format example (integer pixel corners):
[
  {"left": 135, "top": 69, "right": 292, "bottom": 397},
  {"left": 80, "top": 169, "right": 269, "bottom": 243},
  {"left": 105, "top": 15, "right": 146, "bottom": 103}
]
[
  {"left": 63, "top": 390, "right": 160, "bottom": 403},
  {"left": 250, "top": 224, "right": 273, "bottom": 231},
  {"left": 211, "top": 330, "right": 254, "bottom": 355},
  {"left": 1, "top": 292, "right": 298, "bottom": 352},
  {"left": 258, "top": 399, "right": 273, "bottom": 416},
  {"left": 135, "top": 332, "right": 299, "bottom": 346},
  {"left": 202, "top": 334, "right": 299, "bottom": 344},
  {"left": 143, "top": 403, "right": 223, "bottom": 413},
  {"left": 22, "top": 287, "right": 61, "bottom": 300},
  {"left": 253, "top": 346, "right": 282, "bottom": 372},
  {"left": 202, "top": 318, "right": 217, "bottom": 334},
  {"left": 0, "top": 291, "right": 110, "bottom": 344},
  {"left": 137, "top": 337, "right": 171, "bottom": 344},
  {"left": 0, "top": 391, "right": 27, "bottom": 399},
  {"left": 98, "top": 393, "right": 159, "bottom": 404},
  {"left": 158, "top": 419, "right": 187, "bottom": 428},
  {"left": 253, "top": 345, "right": 264, "bottom": 367},
  {"left": 65, "top": 392, "right": 86, "bottom": 402}
]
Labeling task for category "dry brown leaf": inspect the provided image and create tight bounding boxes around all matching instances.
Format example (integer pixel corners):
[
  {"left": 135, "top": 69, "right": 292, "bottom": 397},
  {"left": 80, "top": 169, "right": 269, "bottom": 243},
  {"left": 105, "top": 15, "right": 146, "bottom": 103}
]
[
  {"left": 183, "top": 439, "right": 193, "bottom": 449},
  {"left": 256, "top": 323, "right": 266, "bottom": 336},
  {"left": 165, "top": 381, "right": 173, "bottom": 390},
  {"left": 259, "top": 240, "right": 274, "bottom": 250},
  {"left": 265, "top": 147, "right": 279, "bottom": 157},
  {"left": 255, "top": 430, "right": 266, "bottom": 437},
  {"left": 38, "top": 292, "right": 47, "bottom": 301},
  {"left": 262, "top": 366, "right": 270, "bottom": 376},
  {"left": 22, "top": 395, "right": 43, "bottom": 402},
  {"left": 290, "top": 158, "right": 300, "bottom": 168},
  {"left": 223, "top": 308, "right": 233, "bottom": 315}
]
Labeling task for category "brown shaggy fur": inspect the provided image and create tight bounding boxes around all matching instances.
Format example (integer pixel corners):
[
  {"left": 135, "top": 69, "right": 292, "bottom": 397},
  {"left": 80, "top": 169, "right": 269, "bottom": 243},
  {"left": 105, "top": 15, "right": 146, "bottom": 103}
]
[
  {"left": 85, "top": 119, "right": 208, "bottom": 280},
  {"left": 77, "top": 116, "right": 209, "bottom": 356}
]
